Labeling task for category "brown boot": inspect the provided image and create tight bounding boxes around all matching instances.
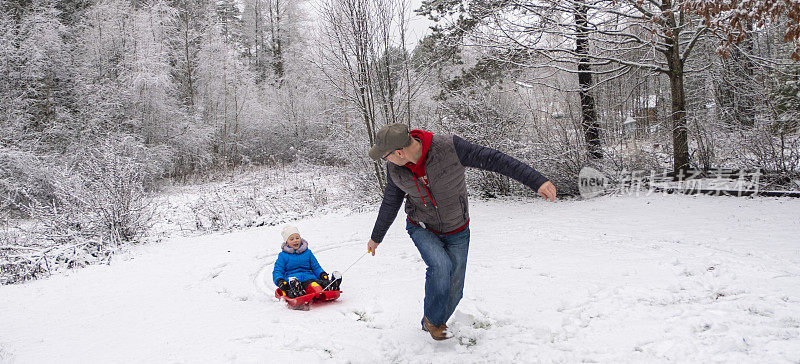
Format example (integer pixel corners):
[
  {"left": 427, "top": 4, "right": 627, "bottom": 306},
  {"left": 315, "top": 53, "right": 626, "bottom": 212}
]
[{"left": 422, "top": 317, "right": 450, "bottom": 340}]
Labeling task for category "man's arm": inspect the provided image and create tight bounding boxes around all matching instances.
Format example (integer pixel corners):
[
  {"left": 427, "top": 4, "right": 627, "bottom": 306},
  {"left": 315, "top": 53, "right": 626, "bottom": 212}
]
[
  {"left": 369, "top": 171, "right": 405, "bottom": 247},
  {"left": 453, "top": 135, "right": 554, "bottom": 199}
]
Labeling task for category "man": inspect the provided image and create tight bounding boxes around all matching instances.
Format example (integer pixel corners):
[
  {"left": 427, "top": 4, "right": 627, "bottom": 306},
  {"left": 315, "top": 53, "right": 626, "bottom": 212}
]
[{"left": 366, "top": 123, "right": 557, "bottom": 340}]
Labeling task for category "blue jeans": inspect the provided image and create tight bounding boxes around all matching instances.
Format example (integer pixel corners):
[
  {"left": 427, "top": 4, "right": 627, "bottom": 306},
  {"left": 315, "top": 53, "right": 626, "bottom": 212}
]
[{"left": 406, "top": 220, "right": 470, "bottom": 326}]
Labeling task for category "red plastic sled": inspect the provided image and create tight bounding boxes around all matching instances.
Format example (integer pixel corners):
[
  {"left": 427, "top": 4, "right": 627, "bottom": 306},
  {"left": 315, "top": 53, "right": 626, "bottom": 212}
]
[{"left": 275, "top": 283, "right": 341, "bottom": 309}]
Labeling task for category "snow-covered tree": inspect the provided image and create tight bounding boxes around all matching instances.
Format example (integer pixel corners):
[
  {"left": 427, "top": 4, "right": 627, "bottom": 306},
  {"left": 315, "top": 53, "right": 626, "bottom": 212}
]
[
  {"left": 6, "top": 0, "right": 75, "bottom": 148},
  {"left": 315, "top": 0, "right": 424, "bottom": 192},
  {"left": 419, "top": 0, "right": 715, "bottom": 174},
  {"left": 686, "top": 0, "right": 800, "bottom": 60}
]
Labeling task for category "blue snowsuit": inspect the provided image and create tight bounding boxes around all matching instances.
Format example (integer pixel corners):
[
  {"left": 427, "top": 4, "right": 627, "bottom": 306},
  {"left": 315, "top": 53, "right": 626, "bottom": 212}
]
[{"left": 272, "top": 239, "right": 325, "bottom": 285}]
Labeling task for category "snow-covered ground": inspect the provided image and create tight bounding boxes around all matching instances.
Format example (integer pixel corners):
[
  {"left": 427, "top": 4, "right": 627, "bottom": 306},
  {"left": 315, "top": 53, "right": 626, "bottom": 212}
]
[{"left": 1, "top": 194, "right": 799, "bottom": 363}]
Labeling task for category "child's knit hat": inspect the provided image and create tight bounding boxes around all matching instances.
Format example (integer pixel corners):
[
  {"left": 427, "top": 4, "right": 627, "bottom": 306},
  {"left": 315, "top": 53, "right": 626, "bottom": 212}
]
[{"left": 281, "top": 225, "right": 300, "bottom": 242}]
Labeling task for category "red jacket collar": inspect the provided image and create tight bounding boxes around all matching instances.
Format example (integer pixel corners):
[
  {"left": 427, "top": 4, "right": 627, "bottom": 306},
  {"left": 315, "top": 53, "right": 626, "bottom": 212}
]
[{"left": 405, "top": 130, "right": 432, "bottom": 178}]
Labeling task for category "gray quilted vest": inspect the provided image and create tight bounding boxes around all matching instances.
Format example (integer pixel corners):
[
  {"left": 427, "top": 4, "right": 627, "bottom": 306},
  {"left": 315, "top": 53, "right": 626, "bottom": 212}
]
[{"left": 387, "top": 134, "right": 469, "bottom": 234}]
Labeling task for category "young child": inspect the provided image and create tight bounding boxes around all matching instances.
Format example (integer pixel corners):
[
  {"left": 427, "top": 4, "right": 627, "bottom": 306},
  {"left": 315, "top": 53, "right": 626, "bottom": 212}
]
[{"left": 273, "top": 225, "right": 341, "bottom": 298}]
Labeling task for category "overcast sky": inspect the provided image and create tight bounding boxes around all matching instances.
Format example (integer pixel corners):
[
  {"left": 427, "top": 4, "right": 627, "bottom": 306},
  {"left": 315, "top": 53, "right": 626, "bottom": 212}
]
[
  {"left": 306, "top": 0, "right": 435, "bottom": 49},
  {"left": 404, "top": 0, "right": 435, "bottom": 47}
]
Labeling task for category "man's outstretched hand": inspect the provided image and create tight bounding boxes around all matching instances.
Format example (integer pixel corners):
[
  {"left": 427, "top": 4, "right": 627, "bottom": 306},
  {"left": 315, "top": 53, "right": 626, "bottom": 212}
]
[
  {"left": 367, "top": 239, "right": 379, "bottom": 256},
  {"left": 538, "top": 181, "right": 557, "bottom": 202}
]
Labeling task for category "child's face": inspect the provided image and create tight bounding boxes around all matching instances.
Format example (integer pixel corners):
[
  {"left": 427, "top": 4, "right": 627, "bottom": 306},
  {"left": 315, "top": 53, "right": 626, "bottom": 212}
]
[{"left": 286, "top": 233, "right": 302, "bottom": 249}]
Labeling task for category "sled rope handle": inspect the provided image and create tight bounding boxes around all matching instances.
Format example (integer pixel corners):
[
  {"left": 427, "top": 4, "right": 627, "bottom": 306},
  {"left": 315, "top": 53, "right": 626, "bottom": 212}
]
[{"left": 322, "top": 249, "right": 369, "bottom": 291}]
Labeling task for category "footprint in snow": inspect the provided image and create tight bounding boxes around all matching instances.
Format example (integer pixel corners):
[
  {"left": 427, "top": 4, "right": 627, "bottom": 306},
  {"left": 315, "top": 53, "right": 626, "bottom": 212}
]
[{"left": 349, "top": 309, "right": 372, "bottom": 322}]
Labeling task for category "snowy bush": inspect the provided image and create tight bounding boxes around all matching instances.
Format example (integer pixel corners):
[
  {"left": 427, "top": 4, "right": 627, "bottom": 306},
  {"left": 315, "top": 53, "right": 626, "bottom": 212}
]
[
  {"left": 1, "top": 136, "right": 163, "bottom": 284},
  {"left": 737, "top": 122, "right": 800, "bottom": 187},
  {"left": 0, "top": 147, "right": 53, "bottom": 218},
  {"left": 295, "top": 119, "right": 386, "bottom": 195},
  {"left": 0, "top": 233, "right": 113, "bottom": 285},
  {"left": 39, "top": 137, "right": 160, "bottom": 244}
]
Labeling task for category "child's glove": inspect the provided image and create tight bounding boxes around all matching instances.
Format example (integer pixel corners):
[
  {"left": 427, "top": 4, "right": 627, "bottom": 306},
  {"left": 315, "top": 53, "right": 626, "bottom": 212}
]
[
  {"left": 319, "top": 272, "right": 329, "bottom": 281},
  {"left": 276, "top": 278, "right": 290, "bottom": 291}
]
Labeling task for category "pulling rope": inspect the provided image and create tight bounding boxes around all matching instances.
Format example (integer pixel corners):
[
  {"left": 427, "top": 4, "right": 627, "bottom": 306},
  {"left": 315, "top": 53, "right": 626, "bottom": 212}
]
[{"left": 321, "top": 248, "right": 371, "bottom": 291}]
